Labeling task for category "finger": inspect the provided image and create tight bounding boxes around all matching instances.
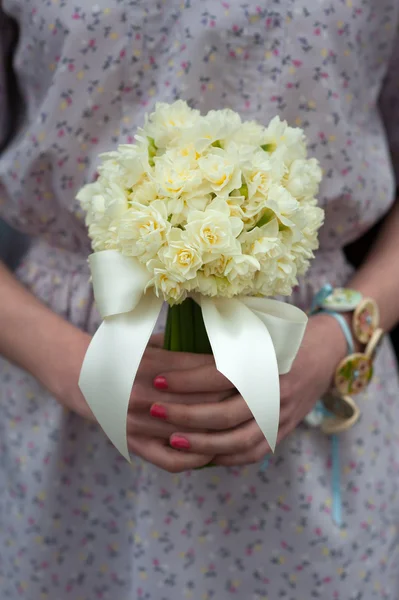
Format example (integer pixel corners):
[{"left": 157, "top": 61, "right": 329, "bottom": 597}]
[
  {"left": 127, "top": 413, "right": 212, "bottom": 439},
  {"left": 128, "top": 436, "right": 213, "bottom": 473},
  {"left": 209, "top": 416, "right": 292, "bottom": 467},
  {"left": 212, "top": 438, "right": 271, "bottom": 467},
  {"left": 148, "top": 333, "right": 164, "bottom": 348},
  {"left": 154, "top": 364, "right": 234, "bottom": 394},
  {"left": 146, "top": 346, "right": 215, "bottom": 372},
  {"left": 279, "top": 403, "right": 293, "bottom": 425},
  {"left": 150, "top": 394, "right": 252, "bottom": 430},
  {"left": 130, "top": 386, "right": 232, "bottom": 411},
  {"left": 169, "top": 419, "right": 263, "bottom": 455},
  {"left": 127, "top": 414, "right": 185, "bottom": 439},
  {"left": 160, "top": 389, "right": 233, "bottom": 406}
]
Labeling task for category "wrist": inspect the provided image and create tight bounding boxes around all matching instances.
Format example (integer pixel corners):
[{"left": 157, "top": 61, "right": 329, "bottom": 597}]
[
  {"left": 310, "top": 313, "right": 348, "bottom": 370},
  {"left": 0, "top": 264, "right": 93, "bottom": 420},
  {"left": 37, "top": 321, "right": 93, "bottom": 420}
]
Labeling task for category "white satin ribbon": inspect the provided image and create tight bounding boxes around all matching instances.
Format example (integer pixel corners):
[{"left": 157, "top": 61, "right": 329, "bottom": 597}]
[{"left": 79, "top": 250, "right": 308, "bottom": 462}]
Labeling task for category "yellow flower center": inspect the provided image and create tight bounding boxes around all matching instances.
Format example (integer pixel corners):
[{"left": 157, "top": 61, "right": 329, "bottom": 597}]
[
  {"left": 177, "top": 250, "right": 193, "bottom": 266},
  {"left": 202, "top": 227, "right": 218, "bottom": 245},
  {"left": 215, "top": 173, "right": 227, "bottom": 186},
  {"left": 140, "top": 218, "right": 158, "bottom": 233}
]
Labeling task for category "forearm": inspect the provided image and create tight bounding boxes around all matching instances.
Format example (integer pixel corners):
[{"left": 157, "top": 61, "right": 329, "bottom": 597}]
[
  {"left": 347, "top": 200, "right": 399, "bottom": 332},
  {"left": 0, "top": 260, "right": 90, "bottom": 398}
]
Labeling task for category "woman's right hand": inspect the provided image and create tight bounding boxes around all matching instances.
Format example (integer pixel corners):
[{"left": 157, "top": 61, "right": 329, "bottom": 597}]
[
  {"left": 0, "top": 262, "right": 231, "bottom": 472},
  {"left": 62, "top": 333, "right": 234, "bottom": 473}
]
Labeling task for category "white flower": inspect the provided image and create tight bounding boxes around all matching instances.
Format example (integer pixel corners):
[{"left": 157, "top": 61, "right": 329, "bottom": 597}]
[
  {"left": 301, "top": 205, "right": 325, "bottom": 248},
  {"left": 143, "top": 100, "right": 201, "bottom": 148},
  {"left": 98, "top": 145, "right": 148, "bottom": 189},
  {"left": 215, "top": 277, "right": 245, "bottom": 298},
  {"left": 226, "top": 193, "right": 246, "bottom": 219},
  {"left": 117, "top": 200, "right": 170, "bottom": 262},
  {"left": 87, "top": 222, "right": 119, "bottom": 252},
  {"left": 198, "top": 148, "right": 242, "bottom": 196},
  {"left": 188, "top": 272, "right": 218, "bottom": 297},
  {"left": 284, "top": 158, "right": 322, "bottom": 200},
  {"left": 240, "top": 149, "right": 286, "bottom": 204},
  {"left": 153, "top": 151, "right": 204, "bottom": 198},
  {"left": 129, "top": 179, "right": 159, "bottom": 205},
  {"left": 76, "top": 179, "right": 128, "bottom": 226},
  {"left": 203, "top": 253, "right": 233, "bottom": 278},
  {"left": 185, "top": 109, "right": 242, "bottom": 153},
  {"left": 264, "top": 184, "right": 305, "bottom": 232},
  {"left": 241, "top": 218, "right": 286, "bottom": 262},
  {"left": 77, "top": 179, "right": 129, "bottom": 253},
  {"left": 202, "top": 245, "right": 259, "bottom": 284},
  {"left": 226, "top": 119, "right": 265, "bottom": 146},
  {"left": 262, "top": 116, "right": 306, "bottom": 159},
  {"left": 224, "top": 254, "right": 260, "bottom": 282},
  {"left": 147, "top": 259, "right": 186, "bottom": 304},
  {"left": 159, "top": 228, "right": 203, "bottom": 280},
  {"left": 290, "top": 204, "right": 324, "bottom": 274},
  {"left": 171, "top": 142, "right": 201, "bottom": 165},
  {"left": 255, "top": 254, "right": 298, "bottom": 297},
  {"left": 274, "top": 259, "right": 298, "bottom": 295},
  {"left": 166, "top": 193, "right": 212, "bottom": 227},
  {"left": 185, "top": 199, "right": 243, "bottom": 262}
]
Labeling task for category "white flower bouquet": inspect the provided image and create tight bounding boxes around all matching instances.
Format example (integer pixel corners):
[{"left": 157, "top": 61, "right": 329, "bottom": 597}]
[{"left": 77, "top": 101, "right": 324, "bottom": 462}]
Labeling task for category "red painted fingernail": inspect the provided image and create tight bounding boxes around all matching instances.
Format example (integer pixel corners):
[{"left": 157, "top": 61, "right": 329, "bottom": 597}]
[
  {"left": 150, "top": 404, "right": 168, "bottom": 420},
  {"left": 170, "top": 436, "right": 190, "bottom": 450},
  {"left": 153, "top": 376, "right": 168, "bottom": 390}
]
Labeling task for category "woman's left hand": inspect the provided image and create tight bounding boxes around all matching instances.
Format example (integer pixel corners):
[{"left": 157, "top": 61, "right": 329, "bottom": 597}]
[{"left": 150, "top": 313, "right": 349, "bottom": 467}]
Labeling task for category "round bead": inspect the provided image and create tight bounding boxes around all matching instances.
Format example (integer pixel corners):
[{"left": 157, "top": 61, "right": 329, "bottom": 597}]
[
  {"left": 353, "top": 298, "right": 379, "bottom": 345},
  {"left": 365, "top": 327, "right": 384, "bottom": 361},
  {"left": 321, "top": 288, "right": 363, "bottom": 312},
  {"left": 334, "top": 352, "right": 373, "bottom": 395}
]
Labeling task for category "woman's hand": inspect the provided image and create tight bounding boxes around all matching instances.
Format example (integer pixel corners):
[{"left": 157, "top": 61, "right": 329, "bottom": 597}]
[
  {"left": 61, "top": 333, "right": 234, "bottom": 473},
  {"left": 150, "top": 314, "right": 348, "bottom": 467}
]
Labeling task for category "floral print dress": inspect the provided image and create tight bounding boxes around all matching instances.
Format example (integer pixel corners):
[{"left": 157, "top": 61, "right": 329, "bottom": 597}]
[{"left": 1, "top": 1, "right": 399, "bottom": 598}]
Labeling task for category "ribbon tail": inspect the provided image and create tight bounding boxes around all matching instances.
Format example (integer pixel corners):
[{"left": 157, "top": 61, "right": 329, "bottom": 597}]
[
  {"left": 199, "top": 296, "right": 280, "bottom": 451},
  {"left": 79, "top": 293, "right": 163, "bottom": 462},
  {"left": 331, "top": 434, "right": 343, "bottom": 528}
]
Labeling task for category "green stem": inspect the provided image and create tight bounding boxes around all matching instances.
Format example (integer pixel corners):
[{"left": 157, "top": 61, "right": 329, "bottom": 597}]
[
  {"left": 193, "top": 300, "right": 212, "bottom": 354},
  {"left": 164, "top": 306, "right": 172, "bottom": 349},
  {"left": 169, "top": 305, "right": 181, "bottom": 352},
  {"left": 164, "top": 298, "right": 211, "bottom": 355},
  {"left": 179, "top": 298, "right": 195, "bottom": 353}
]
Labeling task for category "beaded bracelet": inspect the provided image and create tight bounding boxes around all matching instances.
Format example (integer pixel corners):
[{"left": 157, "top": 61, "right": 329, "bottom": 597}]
[{"left": 311, "top": 285, "right": 383, "bottom": 398}]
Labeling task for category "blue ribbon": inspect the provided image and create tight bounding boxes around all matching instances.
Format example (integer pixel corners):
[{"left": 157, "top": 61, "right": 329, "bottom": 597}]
[
  {"left": 260, "top": 283, "right": 343, "bottom": 527},
  {"left": 259, "top": 455, "right": 270, "bottom": 471},
  {"left": 309, "top": 283, "right": 333, "bottom": 313},
  {"left": 331, "top": 434, "right": 342, "bottom": 527}
]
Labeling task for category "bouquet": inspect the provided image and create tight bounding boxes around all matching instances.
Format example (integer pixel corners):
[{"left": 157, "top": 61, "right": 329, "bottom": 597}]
[{"left": 77, "top": 101, "right": 324, "bottom": 462}]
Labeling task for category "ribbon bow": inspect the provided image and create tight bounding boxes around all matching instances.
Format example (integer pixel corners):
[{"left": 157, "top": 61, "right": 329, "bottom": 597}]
[{"left": 79, "top": 250, "right": 308, "bottom": 462}]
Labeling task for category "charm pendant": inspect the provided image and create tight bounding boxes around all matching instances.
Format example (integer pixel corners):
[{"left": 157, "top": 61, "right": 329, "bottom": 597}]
[
  {"left": 322, "top": 391, "right": 357, "bottom": 419},
  {"left": 335, "top": 352, "right": 373, "bottom": 395},
  {"left": 365, "top": 327, "right": 384, "bottom": 361},
  {"left": 321, "top": 394, "right": 360, "bottom": 434},
  {"left": 321, "top": 288, "right": 363, "bottom": 312},
  {"left": 353, "top": 298, "right": 379, "bottom": 345}
]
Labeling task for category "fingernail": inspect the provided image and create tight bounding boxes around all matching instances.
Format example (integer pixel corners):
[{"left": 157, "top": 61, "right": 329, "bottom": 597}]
[
  {"left": 150, "top": 404, "right": 168, "bottom": 420},
  {"left": 170, "top": 436, "right": 190, "bottom": 450},
  {"left": 153, "top": 376, "right": 168, "bottom": 390}
]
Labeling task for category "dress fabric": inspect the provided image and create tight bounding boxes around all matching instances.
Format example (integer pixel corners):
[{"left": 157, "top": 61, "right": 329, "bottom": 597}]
[{"left": 1, "top": 1, "right": 399, "bottom": 598}]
